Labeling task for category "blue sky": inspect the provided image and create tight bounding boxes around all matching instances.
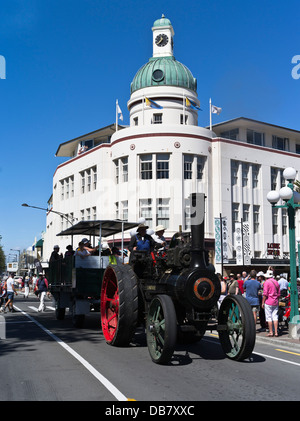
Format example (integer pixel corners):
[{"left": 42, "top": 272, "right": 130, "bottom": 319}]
[{"left": 1, "top": 0, "right": 300, "bottom": 259}]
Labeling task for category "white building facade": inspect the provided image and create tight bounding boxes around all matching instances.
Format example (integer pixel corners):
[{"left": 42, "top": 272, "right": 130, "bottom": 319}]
[{"left": 43, "top": 16, "right": 300, "bottom": 274}]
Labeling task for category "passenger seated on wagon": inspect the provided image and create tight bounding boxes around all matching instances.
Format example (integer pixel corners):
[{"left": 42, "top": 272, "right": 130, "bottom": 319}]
[
  {"left": 74, "top": 242, "right": 91, "bottom": 259},
  {"left": 81, "top": 238, "right": 99, "bottom": 255}
]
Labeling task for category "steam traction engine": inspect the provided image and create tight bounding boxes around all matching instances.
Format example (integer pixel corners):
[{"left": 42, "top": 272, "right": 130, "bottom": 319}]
[{"left": 100, "top": 194, "right": 256, "bottom": 364}]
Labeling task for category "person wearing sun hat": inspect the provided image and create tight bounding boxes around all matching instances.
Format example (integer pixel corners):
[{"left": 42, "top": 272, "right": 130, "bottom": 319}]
[
  {"left": 262, "top": 269, "right": 281, "bottom": 337},
  {"left": 152, "top": 225, "right": 167, "bottom": 250},
  {"left": 128, "top": 223, "right": 157, "bottom": 253}
]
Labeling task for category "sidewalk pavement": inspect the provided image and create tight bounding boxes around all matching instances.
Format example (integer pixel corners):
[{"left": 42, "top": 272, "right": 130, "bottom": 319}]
[{"left": 255, "top": 324, "right": 300, "bottom": 351}]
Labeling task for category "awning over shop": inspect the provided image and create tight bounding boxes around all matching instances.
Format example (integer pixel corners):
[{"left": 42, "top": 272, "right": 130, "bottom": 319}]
[{"left": 35, "top": 239, "right": 44, "bottom": 247}]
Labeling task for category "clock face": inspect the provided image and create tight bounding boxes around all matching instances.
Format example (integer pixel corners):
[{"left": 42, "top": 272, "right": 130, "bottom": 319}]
[{"left": 155, "top": 33, "right": 169, "bottom": 47}]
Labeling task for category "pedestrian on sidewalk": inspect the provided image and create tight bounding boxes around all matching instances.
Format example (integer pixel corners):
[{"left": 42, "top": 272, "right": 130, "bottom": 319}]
[
  {"left": 36, "top": 273, "right": 49, "bottom": 312},
  {"left": 262, "top": 269, "right": 281, "bottom": 337},
  {"left": 4, "top": 273, "right": 17, "bottom": 312},
  {"left": 243, "top": 270, "right": 261, "bottom": 326},
  {"left": 227, "top": 273, "right": 240, "bottom": 295}
]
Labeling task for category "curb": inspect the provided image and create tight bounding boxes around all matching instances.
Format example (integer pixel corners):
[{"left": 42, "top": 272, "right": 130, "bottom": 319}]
[{"left": 255, "top": 335, "right": 300, "bottom": 351}]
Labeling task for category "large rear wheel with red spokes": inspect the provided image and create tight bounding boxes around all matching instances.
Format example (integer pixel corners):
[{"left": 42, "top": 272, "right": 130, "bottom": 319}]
[{"left": 100, "top": 265, "right": 138, "bottom": 346}]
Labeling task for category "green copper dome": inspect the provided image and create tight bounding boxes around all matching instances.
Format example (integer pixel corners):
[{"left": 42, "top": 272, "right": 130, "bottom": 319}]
[
  {"left": 153, "top": 15, "right": 172, "bottom": 27},
  {"left": 130, "top": 56, "right": 197, "bottom": 94}
]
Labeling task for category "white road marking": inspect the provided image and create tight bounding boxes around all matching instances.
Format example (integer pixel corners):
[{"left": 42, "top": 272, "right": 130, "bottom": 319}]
[{"left": 13, "top": 305, "right": 128, "bottom": 401}]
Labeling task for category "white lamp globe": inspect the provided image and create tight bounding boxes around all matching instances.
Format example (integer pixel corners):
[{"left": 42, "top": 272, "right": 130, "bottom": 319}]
[
  {"left": 267, "top": 190, "right": 280, "bottom": 204},
  {"left": 279, "top": 186, "right": 293, "bottom": 201},
  {"left": 283, "top": 167, "right": 296, "bottom": 181}
]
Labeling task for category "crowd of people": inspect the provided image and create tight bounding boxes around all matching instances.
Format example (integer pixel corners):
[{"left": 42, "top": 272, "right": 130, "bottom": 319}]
[{"left": 217, "top": 267, "right": 295, "bottom": 337}]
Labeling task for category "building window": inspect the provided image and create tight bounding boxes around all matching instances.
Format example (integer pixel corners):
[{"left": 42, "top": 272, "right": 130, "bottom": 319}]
[
  {"left": 86, "top": 169, "right": 91, "bottom": 192},
  {"left": 271, "top": 167, "right": 278, "bottom": 191},
  {"left": 242, "top": 163, "right": 249, "bottom": 187},
  {"left": 115, "top": 202, "right": 119, "bottom": 219},
  {"left": 121, "top": 157, "right": 128, "bottom": 182},
  {"left": 180, "top": 114, "right": 188, "bottom": 124},
  {"left": 92, "top": 166, "right": 97, "bottom": 190},
  {"left": 272, "top": 135, "right": 289, "bottom": 151},
  {"left": 272, "top": 207, "right": 278, "bottom": 235},
  {"left": 86, "top": 208, "right": 91, "bottom": 220},
  {"left": 80, "top": 209, "right": 84, "bottom": 220},
  {"left": 140, "top": 154, "right": 152, "bottom": 180},
  {"left": 197, "top": 156, "right": 205, "bottom": 180},
  {"left": 231, "top": 161, "right": 239, "bottom": 186},
  {"left": 153, "top": 113, "right": 162, "bottom": 124},
  {"left": 80, "top": 172, "right": 85, "bottom": 194},
  {"left": 92, "top": 207, "right": 96, "bottom": 220},
  {"left": 253, "top": 205, "right": 260, "bottom": 233},
  {"left": 252, "top": 164, "right": 260, "bottom": 188},
  {"left": 296, "top": 144, "right": 300, "bottom": 154},
  {"left": 61, "top": 180, "right": 64, "bottom": 200},
  {"left": 232, "top": 203, "right": 239, "bottom": 225},
  {"left": 184, "top": 155, "right": 193, "bottom": 179},
  {"left": 220, "top": 128, "right": 239, "bottom": 140},
  {"left": 140, "top": 199, "right": 152, "bottom": 227},
  {"left": 157, "top": 198, "right": 169, "bottom": 228},
  {"left": 156, "top": 153, "right": 170, "bottom": 179},
  {"left": 114, "top": 160, "right": 119, "bottom": 184},
  {"left": 282, "top": 208, "right": 287, "bottom": 235},
  {"left": 121, "top": 200, "right": 128, "bottom": 221},
  {"left": 133, "top": 117, "right": 138, "bottom": 126},
  {"left": 243, "top": 204, "right": 250, "bottom": 222},
  {"left": 247, "top": 129, "right": 265, "bottom": 146}
]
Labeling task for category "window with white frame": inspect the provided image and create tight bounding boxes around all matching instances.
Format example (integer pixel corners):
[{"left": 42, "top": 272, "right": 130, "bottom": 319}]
[
  {"left": 80, "top": 171, "right": 85, "bottom": 193},
  {"left": 92, "top": 166, "right": 97, "bottom": 190},
  {"left": 282, "top": 208, "right": 287, "bottom": 235},
  {"left": 140, "top": 199, "right": 152, "bottom": 226},
  {"left": 197, "top": 156, "right": 205, "bottom": 180},
  {"left": 243, "top": 204, "right": 250, "bottom": 222},
  {"left": 121, "top": 200, "right": 128, "bottom": 221},
  {"left": 247, "top": 129, "right": 265, "bottom": 146},
  {"left": 114, "top": 160, "right": 119, "bottom": 184},
  {"left": 140, "top": 154, "right": 153, "bottom": 180},
  {"left": 253, "top": 205, "right": 260, "bottom": 233},
  {"left": 232, "top": 203, "right": 239, "bottom": 226},
  {"left": 272, "top": 135, "right": 289, "bottom": 151},
  {"left": 115, "top": 202, "right": 119, "bottom": 219},
  {"left": 231, "top": 161, "right": 239, "bottom": 186},
  {"left": 121, "top": 157, "right": 128, "bottom": 182},
  {"left": 272, "top": 207, "right": 278, "bottom": 235},
  {"left": 156, "top": 198, "right": 169, "bottom": 228},
  {"left": 271, "top": 167, "right": 278, "bottom": 191},
  {"left": 61, "top": 180, "right": 64, "bottom": 200},
  {"left": 86, "top": 169, "right": 91, "bottom": 192},
  {"left": 252, "top": 164, "right": 260, "bottom": 188},
  {"left": 184, "top": 155, "right": 193, "bottom": 179},
  {"left": 153, "top": 113, "right": 162, "bottom": 124},
  {"left": 86, "top": 208, "right": 91, "bottom": 220},
  {"left": 242, "top": 163, "right": 249, "bottom": 187},
  {"left": 156, "top": 153, "right": 170, "bottom": 179}
]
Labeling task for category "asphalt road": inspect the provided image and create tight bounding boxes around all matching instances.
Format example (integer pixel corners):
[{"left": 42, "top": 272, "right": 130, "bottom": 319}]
[{"left": 1, "top": 294, "right": 300, "bottom": 402}]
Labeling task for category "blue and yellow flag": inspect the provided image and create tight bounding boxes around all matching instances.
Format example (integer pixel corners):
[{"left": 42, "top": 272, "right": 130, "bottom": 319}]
[
  {"left": 185, "top": 97, "right": 202, "bottom": 110},
  {"left": 145, "top": 97, "right": 163, "bottom": 109}
]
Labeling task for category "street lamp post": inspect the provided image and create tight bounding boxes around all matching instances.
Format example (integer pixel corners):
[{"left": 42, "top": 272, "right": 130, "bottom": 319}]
[
  {"left": 21, "top": 203, "right": 76, "bottom": 247},
  {"left": 267, "top": 167, "right": 300, "bottom": 339}
]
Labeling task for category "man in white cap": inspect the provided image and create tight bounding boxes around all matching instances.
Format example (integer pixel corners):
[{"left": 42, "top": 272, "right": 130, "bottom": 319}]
[
  {"left": 262, "top": 269, "right": 281, "bottom": 337},
  {"left": 152, "top": 225, "right": 167, "bottom": 251}
]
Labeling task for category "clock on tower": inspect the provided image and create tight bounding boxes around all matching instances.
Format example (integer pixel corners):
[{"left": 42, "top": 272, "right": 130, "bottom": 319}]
[{"left": 152, "top": 15, "right": 174, "bottom": 58}]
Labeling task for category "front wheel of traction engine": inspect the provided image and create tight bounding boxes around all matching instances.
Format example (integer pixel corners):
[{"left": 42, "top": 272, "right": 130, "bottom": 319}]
[
  {"left": 100, "top": 265, "right": 138, "bottom": 346},
  {"left": 218, "top": 295, "right": 256, "bottom": 361},
  {"left": 146, "top": 295, "right": 177, "bottom": 365}
]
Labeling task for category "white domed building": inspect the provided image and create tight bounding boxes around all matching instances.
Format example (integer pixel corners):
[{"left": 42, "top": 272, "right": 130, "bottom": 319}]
[{"left": 42, "top": 15, "right": 300, "bottom": 274}]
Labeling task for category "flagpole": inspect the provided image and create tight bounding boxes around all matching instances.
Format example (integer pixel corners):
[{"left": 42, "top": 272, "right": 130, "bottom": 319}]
[
  {"left": 116, "top": 99, "right": 118, "bottom": 132},
  {"left": 183, "top": 92, "right": 185, "bottom": 125},
  {"left": 143, "top": 95, "right": 145, "bottom": 125},
  {"left": 209, "top": 98, "right": 212, "bottom": 131}
]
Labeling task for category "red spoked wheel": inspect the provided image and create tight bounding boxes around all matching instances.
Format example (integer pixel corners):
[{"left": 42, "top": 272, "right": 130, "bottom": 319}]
[{"left": 100, "top": 265, "right": 138, "bottom": 346}]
